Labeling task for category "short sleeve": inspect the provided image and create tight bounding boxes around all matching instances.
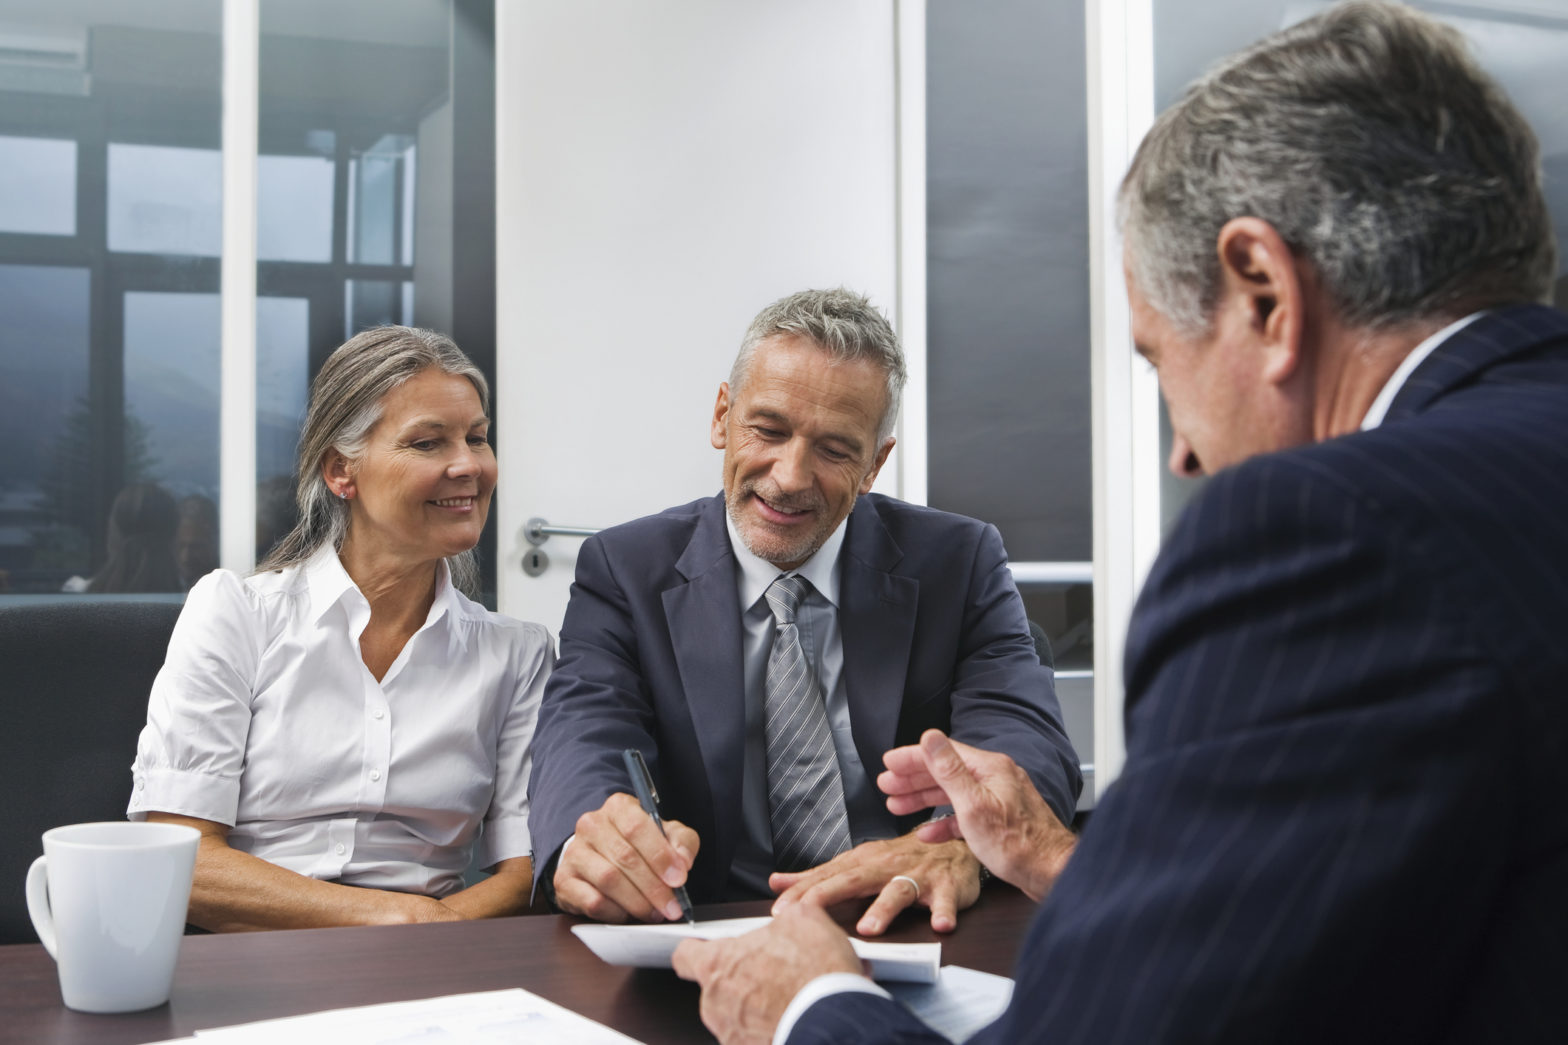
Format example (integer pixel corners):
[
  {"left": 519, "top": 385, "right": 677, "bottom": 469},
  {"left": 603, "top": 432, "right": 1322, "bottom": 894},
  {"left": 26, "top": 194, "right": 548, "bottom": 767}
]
[
  {"left": 127, "top": 570, "right": 262, "bottom": 825},
  {"left": 474, "top": 622, "right": 554, "bottom": 868}
]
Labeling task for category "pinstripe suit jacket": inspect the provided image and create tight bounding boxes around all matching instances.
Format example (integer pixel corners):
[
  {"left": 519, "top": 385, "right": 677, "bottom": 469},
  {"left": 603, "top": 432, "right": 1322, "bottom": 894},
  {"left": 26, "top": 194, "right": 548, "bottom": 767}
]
[{"left": 791, "top": 304, "right": 1568, "bottom": 1043}]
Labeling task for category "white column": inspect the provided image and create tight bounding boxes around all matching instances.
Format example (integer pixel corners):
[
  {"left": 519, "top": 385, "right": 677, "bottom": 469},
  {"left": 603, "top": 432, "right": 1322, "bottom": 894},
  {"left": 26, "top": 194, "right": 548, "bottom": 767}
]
[
  {"left": 894, "top": 0, "right": 928, "bottom": 506},
  {"left": 219, "top": 0, "right": 259, "bottom": 573},
  {"left": 1086, "top": 0, "right": 1161, "bottom": 796}
]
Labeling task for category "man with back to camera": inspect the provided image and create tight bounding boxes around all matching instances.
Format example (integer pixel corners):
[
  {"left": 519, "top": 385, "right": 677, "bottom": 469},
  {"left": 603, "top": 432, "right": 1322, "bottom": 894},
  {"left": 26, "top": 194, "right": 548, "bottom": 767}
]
[
  {"left": 671, "top": 3, "right": 1568, "bottom": 1042},
  {"left": 527, "top": 287, "right": 1082, "bottom": 937}
]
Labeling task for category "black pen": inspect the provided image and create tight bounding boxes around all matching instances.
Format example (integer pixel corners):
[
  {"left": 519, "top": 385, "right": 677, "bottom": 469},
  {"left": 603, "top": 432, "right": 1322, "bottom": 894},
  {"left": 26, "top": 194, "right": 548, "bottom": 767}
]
[{"left": 622, "top": 748, "right": 695, "bottom": 924}]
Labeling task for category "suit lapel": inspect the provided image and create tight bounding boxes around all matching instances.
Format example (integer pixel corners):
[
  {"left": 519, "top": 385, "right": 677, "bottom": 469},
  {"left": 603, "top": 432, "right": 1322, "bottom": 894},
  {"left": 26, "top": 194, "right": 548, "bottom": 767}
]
[
  {"left": 1386, "top": 304, "right": 1568, "bottom": 423},
  {"left": 662, "top": 495, "right": 746, "bottom": 882},
  {"left": 838, "top": 497, "right": 919, "bottom": 774}
]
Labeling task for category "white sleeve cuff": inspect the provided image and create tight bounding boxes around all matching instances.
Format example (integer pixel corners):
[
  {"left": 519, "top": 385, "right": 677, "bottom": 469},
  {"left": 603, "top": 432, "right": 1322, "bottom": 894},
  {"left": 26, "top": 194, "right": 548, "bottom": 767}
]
[
  {"left": 127, "top": 765, "right": 240, "bottom": 825},
  {"left": 475, "top": 812, "right": 532, "bottom": 870},
  {"left": 772, "top": 972, "right": 889, "bottom": 1045}
]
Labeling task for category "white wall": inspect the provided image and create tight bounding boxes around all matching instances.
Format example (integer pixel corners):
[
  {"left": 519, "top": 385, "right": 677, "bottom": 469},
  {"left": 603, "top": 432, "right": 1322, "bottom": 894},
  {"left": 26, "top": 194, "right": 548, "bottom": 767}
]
[{"left": 495, "top": 1, "right": 906, "bottom": 629}]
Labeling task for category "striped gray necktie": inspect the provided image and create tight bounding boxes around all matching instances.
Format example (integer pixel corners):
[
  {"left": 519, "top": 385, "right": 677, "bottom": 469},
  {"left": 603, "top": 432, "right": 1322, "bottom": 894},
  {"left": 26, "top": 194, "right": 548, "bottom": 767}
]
[{"left": 762, "top": 573, "right": 852, "bottom": 872}]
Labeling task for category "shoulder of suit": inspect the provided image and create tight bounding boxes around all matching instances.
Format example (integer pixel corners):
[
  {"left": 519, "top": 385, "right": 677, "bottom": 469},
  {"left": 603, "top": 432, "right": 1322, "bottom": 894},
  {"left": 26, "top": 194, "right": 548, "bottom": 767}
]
[{"left": 857, "top": 492, "right": 989, "bottom": 531}]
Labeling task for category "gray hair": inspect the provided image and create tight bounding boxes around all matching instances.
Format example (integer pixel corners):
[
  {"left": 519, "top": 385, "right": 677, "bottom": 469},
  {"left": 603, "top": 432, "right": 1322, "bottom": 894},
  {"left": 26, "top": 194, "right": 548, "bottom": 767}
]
[
  {"left": 731, "top": 288, "right": 907, "bottom": 444},
  {"left": 256, "top": 326, "right": 490, "bottom": 598},
  {"left": 1119, "top": 0, "right": 1556, "bottom": 336}
]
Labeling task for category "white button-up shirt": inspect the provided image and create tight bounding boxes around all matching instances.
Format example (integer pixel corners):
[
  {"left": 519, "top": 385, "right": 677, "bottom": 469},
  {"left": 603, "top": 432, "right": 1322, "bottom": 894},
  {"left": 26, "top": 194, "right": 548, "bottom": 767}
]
[{"left": 129, "top": 546, "right": 551, "bottom": 898}]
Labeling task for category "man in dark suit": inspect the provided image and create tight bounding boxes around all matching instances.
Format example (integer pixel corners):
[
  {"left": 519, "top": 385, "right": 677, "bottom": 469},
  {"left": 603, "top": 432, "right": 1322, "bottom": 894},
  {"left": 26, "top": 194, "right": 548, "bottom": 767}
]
[
  {"left": 672, "top": 4, "right": 1568, "bottom": 1041},
  {"left": 528, "top": 288, "right": 1081, "bottom": 935}
]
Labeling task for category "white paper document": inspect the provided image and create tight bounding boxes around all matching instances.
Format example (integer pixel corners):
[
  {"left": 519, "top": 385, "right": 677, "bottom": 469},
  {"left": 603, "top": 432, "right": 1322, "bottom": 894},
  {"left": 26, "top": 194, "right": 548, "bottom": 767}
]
[
  {"left": 888, "top": 964, "right": 1015, "bottom": 1042},
  {"left": 572, "top": 915, "right": 942, "bottom": 983},
  {"left": 189, "top": 988, "right": 644, "bottom": 1044}
]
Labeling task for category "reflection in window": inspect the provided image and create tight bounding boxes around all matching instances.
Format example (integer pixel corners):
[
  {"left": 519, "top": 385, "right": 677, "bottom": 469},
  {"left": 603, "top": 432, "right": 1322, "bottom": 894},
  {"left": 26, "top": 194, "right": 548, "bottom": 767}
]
[
  {"left": 258, "top": 154, "right": 335, "bottom": 263},
  {"left": 108, "top": 143, "right": 222, "bottom": 257},
  {"left": 345, "top": 279, "right": 413, "bottom": 338},
  {"left": 348, "top": 135, "right": 416, "bottom": 266},
  {"left": 0, "top": 265, "right": 90, "bottom": 589},
  {"left": 0, "top": 136, "right": 76, "bottom": 236},
  {"left": 124, "top": 291, "right": 221, "bottom": 498},
  {"left": 257, "top": 296, "right": 309, "bottom": 485}
]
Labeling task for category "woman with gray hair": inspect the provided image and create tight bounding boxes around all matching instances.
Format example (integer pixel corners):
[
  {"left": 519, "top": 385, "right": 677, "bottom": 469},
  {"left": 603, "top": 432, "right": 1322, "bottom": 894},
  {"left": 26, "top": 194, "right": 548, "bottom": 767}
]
[{"left": 129, "top": 326, "right": 549, "bottom": 930}]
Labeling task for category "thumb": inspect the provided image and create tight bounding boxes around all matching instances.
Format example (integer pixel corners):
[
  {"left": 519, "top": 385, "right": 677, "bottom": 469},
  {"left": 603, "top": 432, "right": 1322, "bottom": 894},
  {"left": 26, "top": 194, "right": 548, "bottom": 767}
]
[{"left": 921, "top": 730, "right": 975, "bottom": 800}]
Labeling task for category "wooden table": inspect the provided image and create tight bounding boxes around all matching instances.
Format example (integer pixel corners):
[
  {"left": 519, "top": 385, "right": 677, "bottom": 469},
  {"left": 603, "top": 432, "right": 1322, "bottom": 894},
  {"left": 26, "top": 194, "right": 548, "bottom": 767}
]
[{"left": 0, "top": 889, "right": 1037, "bottom": 1044}]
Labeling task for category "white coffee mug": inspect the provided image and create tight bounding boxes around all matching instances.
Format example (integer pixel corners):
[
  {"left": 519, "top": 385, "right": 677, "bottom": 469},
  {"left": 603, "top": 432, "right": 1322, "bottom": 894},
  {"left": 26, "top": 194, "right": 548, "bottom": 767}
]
[{"left": 26, "top": 821, "right": 200, "bottom": 1013}]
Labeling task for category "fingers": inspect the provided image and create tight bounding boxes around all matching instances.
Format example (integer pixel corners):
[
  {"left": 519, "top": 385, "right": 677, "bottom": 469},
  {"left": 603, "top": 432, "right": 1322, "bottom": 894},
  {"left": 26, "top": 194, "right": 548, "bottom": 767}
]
[
  {"left": 914, "top": 817, "right": 965, "bottom": 845},
  {"left": 553, "top": 793, "right": 696, "bottom": 922},
  {"left": 770, "top": 857, "right": 884, "bottom": 915},
  {"left": 671, "top": 938, "right": 713, "bottom": 984},
  {"left": 884, "top": 785, "right": 951, "bottom": 817},
  {"left": 854, "top": 874, "right": 922, "bottom": 937},
  {"left": 926, "top": 875, "right": 959, "bottom": 934}
]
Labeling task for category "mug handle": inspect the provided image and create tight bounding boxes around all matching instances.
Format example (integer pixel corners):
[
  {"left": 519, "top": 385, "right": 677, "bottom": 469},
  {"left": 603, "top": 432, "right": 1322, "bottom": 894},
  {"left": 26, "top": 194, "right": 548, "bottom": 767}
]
[{"left": 25, "top": 856, "right": 57, "bottom": 958}]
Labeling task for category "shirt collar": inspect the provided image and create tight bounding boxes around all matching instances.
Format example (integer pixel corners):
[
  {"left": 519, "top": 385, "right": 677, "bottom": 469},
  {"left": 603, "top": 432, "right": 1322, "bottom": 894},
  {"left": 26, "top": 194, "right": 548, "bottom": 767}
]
[
  {"left": 1361, "top": 311, "right": 1486, "bottom": 431},
  {"left": 726, "top": 510, "right": 848, "bottom": 611},
  {"left": 304, "top": 543, "right": 459, "bottom": 630}
]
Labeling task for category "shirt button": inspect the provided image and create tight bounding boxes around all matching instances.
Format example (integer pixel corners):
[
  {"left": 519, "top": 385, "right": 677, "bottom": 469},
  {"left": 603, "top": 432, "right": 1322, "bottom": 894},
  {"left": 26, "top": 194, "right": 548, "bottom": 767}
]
[
  {"left": 135, "top": 779, "right": 145, "bottom": 790},
  {"left": 335, "top": 843, "right": 346, "bottom": 855},
  {"left": 373, "top": 708, "right": 385, "bottom": 720},
  {"left": 369, "top": 769, "right": 382, "bottom": 782}
]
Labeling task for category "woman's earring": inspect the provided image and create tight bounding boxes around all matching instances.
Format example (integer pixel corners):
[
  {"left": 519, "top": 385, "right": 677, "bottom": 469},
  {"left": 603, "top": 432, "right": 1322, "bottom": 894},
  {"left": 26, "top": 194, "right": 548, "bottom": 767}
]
[{"left": 338, "top": 489, "right": 349, "bottom": 500}]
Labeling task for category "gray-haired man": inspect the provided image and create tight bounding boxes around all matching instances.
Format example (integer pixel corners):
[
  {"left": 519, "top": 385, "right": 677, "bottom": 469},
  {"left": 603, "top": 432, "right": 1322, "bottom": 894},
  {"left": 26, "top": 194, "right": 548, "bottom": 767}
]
[{"left": 527, "top": 287, "right": 1081, "bottom": 936}]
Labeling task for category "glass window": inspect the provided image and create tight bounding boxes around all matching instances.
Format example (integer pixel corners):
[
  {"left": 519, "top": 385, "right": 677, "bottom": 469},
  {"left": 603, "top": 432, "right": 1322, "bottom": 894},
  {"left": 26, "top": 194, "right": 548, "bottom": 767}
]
[
  {"left": 0, "top": 136, "right": 76, "bottom": 236},
  {"left": 0, "top": 2, "right": 221, "bottom": 596},
  {"left": 107, "top": 143, "right": 222, "bottom": 257},
  {"left": 926, "top": 0, "right": 1093, "bottom": 659},
  {"left": 0, "top": 265, "right": 91, "bottom": 590},
  {"left": 258, "top": 154, "right": 334, "bottom": 263}
]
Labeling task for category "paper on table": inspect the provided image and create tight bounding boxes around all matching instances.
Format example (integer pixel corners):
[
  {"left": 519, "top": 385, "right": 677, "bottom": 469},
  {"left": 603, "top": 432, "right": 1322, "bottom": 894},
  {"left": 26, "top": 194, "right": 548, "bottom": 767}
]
[
  {"left": 888, "top": 964, "right": 1015, "bottom": 1042},
  {"left": 571, "top": 916, "right": 941, "bottom": 984},
  {"left": 190, "top": 987, "right": 645, "bottom": 1044}
]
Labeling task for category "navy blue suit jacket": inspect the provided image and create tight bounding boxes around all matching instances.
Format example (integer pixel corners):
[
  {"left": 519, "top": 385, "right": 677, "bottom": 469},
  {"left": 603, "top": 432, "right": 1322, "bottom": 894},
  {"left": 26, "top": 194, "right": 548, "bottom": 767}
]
[
  {"left": 793, "top": 306, "right": 1568, "bottom": 1043},
  {"left": 527, "top": 492, "right": 1081, "bottom": 902}
]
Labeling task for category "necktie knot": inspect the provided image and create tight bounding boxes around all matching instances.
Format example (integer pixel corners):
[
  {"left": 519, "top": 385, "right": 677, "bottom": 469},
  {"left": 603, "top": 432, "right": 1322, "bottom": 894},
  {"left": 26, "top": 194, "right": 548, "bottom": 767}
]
[{"left": 764, "top": 574, "right": 810, "bottom": 625}]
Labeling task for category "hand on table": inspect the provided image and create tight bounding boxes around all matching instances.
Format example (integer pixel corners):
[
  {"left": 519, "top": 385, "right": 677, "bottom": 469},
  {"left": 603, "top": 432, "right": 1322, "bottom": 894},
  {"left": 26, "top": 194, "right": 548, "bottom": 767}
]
[
  {"left": 879, "top": 729, "right": 1076, "bottom": 902},
  {"left": 768, "top": 831, "right": 980, "bottom": 936},
  {"left": 552, "top": 792, "right": 699, "bottom": 923},
  {"left": 673, "top": 903, "right": 864, "bottom": 1045}
]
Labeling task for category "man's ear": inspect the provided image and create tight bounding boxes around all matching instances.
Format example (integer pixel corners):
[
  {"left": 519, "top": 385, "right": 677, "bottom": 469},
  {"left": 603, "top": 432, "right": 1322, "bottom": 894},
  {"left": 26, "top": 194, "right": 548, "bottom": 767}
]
[
  {"left": 710, "top": 383, "right": 732, "bottom": 450},
  {"left": 857, "top": 437, "right": 896, "bottom": 495},
  {"left": 1216, "top": 217, "right": 1305, "bottom": 386}
]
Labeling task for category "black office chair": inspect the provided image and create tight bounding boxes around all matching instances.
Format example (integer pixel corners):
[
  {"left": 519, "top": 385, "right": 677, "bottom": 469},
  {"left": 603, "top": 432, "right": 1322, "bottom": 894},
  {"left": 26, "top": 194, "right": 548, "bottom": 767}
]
[
  {"left": 0, "top": 599, "right": 182, "bottom": 944},
  {"left": 1027, "top": 618, "right": 1055, "bottom": 670}
]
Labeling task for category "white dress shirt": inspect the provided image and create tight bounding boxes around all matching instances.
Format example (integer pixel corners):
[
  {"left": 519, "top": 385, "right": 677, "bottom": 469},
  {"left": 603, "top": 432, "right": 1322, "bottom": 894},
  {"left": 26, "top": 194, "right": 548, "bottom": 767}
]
[
  {"left": 128, "top": 545, "right": 551, "bottom": 898},
  {"left": 725, "top": 513, "right": 894, "bottom": 896}
]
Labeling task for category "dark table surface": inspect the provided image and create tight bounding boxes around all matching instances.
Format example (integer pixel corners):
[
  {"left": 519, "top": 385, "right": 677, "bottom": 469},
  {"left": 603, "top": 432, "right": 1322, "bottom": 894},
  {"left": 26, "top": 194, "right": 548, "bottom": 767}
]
[{"left": 0, "top": 888, "right": 1038, "bottom": 1044}]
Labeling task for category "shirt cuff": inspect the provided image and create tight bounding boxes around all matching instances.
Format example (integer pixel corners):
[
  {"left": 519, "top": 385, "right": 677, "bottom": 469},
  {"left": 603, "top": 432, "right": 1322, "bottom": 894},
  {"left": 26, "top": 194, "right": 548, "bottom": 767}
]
[
  {"left": 772, "top": 973, "right": 889, "bottom": 1045},
  {"left": 476, "top": 812, "right": 532, "bottom": 870},
  {"left": 127, "top": 765, "right": 240, "bottom": 825}
]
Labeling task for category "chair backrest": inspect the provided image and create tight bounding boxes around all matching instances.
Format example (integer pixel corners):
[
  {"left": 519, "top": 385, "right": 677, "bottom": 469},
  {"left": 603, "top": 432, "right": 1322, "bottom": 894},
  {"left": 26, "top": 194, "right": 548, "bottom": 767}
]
[
  {"left": 0, "top": 600, "right": 181, "bottom": 944},
  {"left": 1028, "top": 618, "right": 1055, "bottom": 671}
]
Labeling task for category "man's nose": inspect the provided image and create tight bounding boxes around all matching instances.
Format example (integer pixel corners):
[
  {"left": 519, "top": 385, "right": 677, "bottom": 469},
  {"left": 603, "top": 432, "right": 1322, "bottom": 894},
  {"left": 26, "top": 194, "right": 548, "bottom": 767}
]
[
  {"left": 1168, "top": 432, "right": 1204, "bottom": 478},
  {"left": 770, "top": 440, "right": 812, "bottom": 492}
]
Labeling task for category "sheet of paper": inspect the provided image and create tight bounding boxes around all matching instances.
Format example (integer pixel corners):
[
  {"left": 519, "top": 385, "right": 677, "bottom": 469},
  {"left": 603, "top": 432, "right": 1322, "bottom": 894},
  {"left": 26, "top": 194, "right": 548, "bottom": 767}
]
[
  {"left": 887, "top": 964, "right": 1015, "bottom": 1043},
  {"left": 190, "top": 987, "right": 644, "bottom": 1045},
  {"left": 572, "top": 916, "right": 941, "bottom": 983}
]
